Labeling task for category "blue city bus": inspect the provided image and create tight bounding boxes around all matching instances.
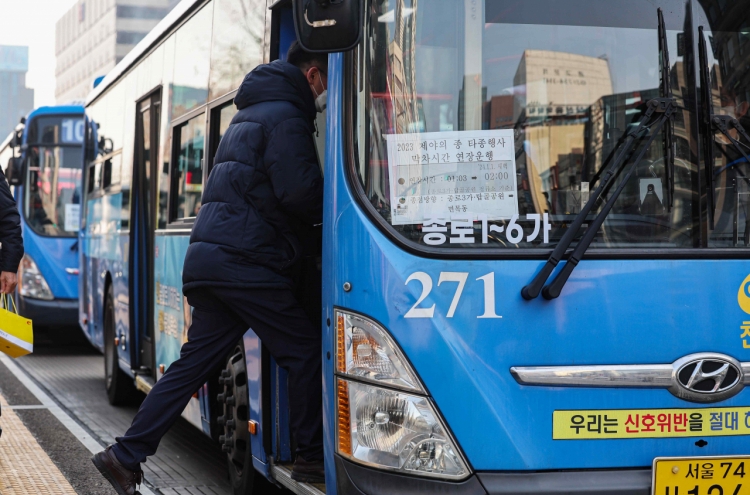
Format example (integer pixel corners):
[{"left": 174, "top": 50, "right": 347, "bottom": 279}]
[
  {"left": 0, "top": 106, "right": 83, "bottom": 327},
  {"left": 81, "top": 0, "right": 750, "bottom": 494}
]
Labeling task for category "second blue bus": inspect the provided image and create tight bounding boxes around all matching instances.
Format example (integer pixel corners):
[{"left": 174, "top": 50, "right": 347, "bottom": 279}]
[{"left": 0, "top": 105, "right": 84, "bottom": 327}]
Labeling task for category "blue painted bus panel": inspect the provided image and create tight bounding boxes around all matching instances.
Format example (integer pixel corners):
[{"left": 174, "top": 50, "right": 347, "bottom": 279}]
[
  {"left": 321, "top": 55, "right": 342, "bottom": 493},
  {"left": 20, "top": 225, "right": 78, "bottom": 299},
  {"left": 244, "top": 330, "right": 269, "bottom": 470},
  {"left": 277, "top": 9, "right": 296, "bottom": 63},
  {"left": 154, "top": 233, "right": 212, "bottom": 430},
  {"left": 83, "top": 193, "right": 129, "bottom": 358},
  {"left": 153, "top": 235, "right": 190, "bottom": 369},
  {"left": 323, "top": 52, "right": 750, "bottom": 473}
]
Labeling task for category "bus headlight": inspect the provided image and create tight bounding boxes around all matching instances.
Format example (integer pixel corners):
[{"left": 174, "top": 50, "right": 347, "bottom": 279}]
[
  {"left": 335, "top": 309, "right": 470, "bottom": 480},
  {"left": 19, "top": 255, "right": 54, "bottom": 300},
  {"left": 336, "top": 378, "right": 470, "bottom": 480},
  {"left": 336, "top": 310, "right": 422, "bottom": 392}
]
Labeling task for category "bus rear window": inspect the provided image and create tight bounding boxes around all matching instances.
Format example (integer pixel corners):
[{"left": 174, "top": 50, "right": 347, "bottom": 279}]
[{"left": 354, "top": 0, "right": 706, "bottom": 251}]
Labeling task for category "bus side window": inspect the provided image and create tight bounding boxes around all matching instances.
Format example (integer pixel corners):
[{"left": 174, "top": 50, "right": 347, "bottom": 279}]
[
  {"left": 170, "top": 113, "right": 206, "bottom": 220},
  {"left": 102, "top": 159, "right": 113, "bottom": 189},
  {"left": 88, "top": 161, "right": 102, "bottom": 195}
]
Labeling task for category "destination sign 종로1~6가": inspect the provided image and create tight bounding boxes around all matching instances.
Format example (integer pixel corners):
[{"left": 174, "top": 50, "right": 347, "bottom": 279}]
[{"left": 386, "top": 130, "right": 519, "bottom": 226}]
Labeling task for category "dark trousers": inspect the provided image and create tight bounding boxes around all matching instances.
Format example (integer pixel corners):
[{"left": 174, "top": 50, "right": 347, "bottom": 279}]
[{"left": 112, "top": 286, "right": 324, "bottom": 468}]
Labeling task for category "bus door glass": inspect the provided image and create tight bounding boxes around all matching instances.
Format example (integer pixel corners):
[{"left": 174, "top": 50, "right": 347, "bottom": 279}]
[
  {"left": 131, "top": 92, "right": 161, "bottom": 374},
  {"left": 25, "top": 116, "right": 84, "bottom": 237}
]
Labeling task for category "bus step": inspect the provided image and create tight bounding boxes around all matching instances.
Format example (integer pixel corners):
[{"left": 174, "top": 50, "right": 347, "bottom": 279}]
[
  {"left": 270, "top": 463, "right": 326, "bottom": 495},
  {"left": 134, "top": 375, "right": 154, "bottom": 395}
]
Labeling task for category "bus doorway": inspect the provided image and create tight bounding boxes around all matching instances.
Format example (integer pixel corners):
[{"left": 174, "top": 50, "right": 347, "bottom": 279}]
[{"left": 130, "top": 91, "right": 161, "bottom": 377}]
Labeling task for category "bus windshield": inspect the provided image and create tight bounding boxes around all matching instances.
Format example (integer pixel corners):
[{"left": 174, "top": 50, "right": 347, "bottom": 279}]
[
  {"left": 354, "top": 0, "right": 714, "bottom": 251},
  {"left": 24, "top": 145, "right": 83, "bottom": 237}
]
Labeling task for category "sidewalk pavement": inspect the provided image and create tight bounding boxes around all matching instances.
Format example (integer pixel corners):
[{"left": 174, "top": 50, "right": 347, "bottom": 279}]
[{"left": 0, "top": 393, "right": 77, "bottom": 494}]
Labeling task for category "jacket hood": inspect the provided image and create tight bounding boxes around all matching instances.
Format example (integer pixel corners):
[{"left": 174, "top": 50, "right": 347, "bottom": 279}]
[{"left": 234, "top": 60, "right": 317, "bottom": 120}]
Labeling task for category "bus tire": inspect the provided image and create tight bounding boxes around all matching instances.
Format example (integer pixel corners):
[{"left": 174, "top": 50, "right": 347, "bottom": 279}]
[
  {"left": 104, "top": 285, "right": 136, "bottom": 406},
  {"left": 220, "top": 341, "right": 256, "bottom": 495}
]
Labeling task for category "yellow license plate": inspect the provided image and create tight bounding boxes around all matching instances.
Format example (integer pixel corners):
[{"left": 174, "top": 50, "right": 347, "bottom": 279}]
[{"left": 653, "top": 456, "right": 750, "bottom": 495}]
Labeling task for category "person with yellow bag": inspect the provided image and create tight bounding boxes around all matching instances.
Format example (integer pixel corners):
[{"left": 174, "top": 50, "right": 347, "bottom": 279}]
[{"left": 0, "top": 162, "right": 26, "bottom": 357}]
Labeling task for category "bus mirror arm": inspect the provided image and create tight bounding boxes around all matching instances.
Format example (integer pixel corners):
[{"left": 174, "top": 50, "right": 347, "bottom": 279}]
[
  {"left": 542, "top": 101, "right": 676, "bottom": 300},
  {"left": 521, "top": 98, "right": 671, "bottom": 300},
  {"left": 98, "top": 137, "right": 113, "bottom": 155}
]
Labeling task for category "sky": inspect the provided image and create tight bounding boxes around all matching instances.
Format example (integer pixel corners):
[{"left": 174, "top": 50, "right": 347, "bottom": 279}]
[{"left": 0, "top": 0, "right": 78, "bottom": 107}]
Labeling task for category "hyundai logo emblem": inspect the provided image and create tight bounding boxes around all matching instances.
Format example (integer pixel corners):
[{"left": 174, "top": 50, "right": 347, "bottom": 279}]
[{"left": 670, "top": 353, "right": 744, "bottom": 403}]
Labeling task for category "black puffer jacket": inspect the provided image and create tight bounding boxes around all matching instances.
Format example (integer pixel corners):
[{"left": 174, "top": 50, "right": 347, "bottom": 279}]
[
  {"left": 0, "top": 169, "right": 22, "bottom": 273},
  {"left": 182, "top": 60, "right": 323, "bottom": 291}
]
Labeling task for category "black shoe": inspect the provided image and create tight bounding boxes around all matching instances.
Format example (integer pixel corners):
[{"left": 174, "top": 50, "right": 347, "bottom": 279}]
[
  {"left": 291, "top": 456, "right": 325, "bottom": 483},
  {"left": 91, "top": 445, "right": 144, "bottom": 495}
]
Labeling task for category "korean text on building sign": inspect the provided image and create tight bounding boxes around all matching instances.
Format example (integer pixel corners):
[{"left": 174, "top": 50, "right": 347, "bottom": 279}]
[
  {"left": 386, "top": 130, "right": 518, "bottom": 226},
  {"left": 553, "top": 407, "right": 750, "bottom": 440}
]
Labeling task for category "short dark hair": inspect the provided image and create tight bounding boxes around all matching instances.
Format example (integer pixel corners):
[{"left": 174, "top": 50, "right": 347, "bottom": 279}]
[{"left": 286, "top": 41, "right": 328, "bottom": 74}]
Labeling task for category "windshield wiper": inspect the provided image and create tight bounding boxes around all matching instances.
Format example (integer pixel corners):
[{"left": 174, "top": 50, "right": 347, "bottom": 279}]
[
  {"left": 521, "top": 99, "right": 676, "bottom": 300},
  {"left": 521, "top": 8, "right": 675, "bottom": 301},
  {"left": 540, "top": 101, "right": 676, "bottom": 299}
]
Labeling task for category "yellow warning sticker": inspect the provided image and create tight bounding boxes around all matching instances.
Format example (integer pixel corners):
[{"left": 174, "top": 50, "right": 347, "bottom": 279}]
[{"left": 553, "top": 407, "right": 750, "bottom": 440}]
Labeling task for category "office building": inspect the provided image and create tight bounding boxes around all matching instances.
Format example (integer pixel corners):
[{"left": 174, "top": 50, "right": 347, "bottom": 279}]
[
  {"left": 513, "top": 50, "right": 614, "bottom": 122},
  {"left": 56, "top": 0, "right": 180, "bottom": 104},
  {"left": 0, "top": 46, "right": 34, "bottom": 139}
]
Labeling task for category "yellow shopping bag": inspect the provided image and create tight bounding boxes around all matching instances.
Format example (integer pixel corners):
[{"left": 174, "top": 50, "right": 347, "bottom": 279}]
[{"left": 0, "top": 295, "right": 33, "bottom": 358}]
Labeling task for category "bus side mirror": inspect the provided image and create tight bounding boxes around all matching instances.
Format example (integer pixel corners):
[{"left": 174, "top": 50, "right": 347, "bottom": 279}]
[
  {"left": 10, "top": 128, "right": 22, "bottom": 148},
  {"left": 292, "top": 0, "right": 363, "bottom": 53},
  {"left": 6, "top": 157, "right": 23, "bottom": 187}
]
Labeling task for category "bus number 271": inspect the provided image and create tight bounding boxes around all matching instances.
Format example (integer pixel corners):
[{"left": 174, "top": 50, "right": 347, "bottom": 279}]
[{"left": 404, "top": 271, "right": 501, "bottom": 319}]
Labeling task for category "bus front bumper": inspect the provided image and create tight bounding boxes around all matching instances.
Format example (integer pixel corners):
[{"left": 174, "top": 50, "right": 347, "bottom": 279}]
[
  {"left": 335, "top": 455, "right": 651, "bottom": 494},
  {"left": 17, "top": 297, "right": 78, "bottom": 327}
]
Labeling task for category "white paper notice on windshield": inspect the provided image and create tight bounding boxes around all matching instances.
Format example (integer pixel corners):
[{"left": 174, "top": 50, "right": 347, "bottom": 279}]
[
  {"left": 386, "top": 130, "right": 518, "bottom": 226},
  {"left": 64, "top": 204, "right": 80, "bottom": 232}
]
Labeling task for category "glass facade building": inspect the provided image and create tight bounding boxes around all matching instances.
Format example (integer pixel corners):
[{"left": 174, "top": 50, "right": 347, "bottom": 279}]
[
  {"left": 55, "top": 0, "right": 180, "bottom": 104},
  {"left": 0, "top": 46, "right": 34, "bottom": 139}
]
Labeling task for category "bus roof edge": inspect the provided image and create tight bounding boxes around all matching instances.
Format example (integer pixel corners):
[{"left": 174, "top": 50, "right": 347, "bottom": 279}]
[{"left": 84, "top": 0, "right": 206, "bottom": 107}]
